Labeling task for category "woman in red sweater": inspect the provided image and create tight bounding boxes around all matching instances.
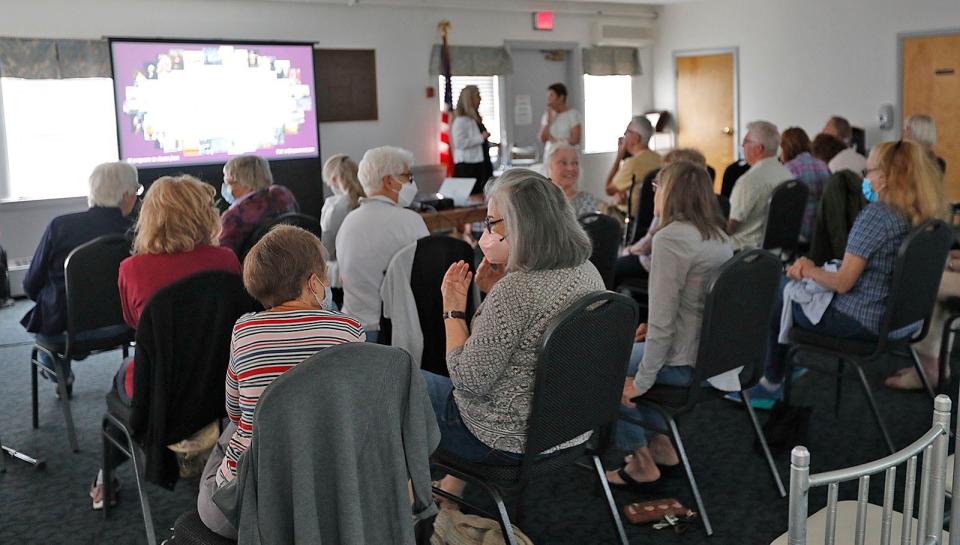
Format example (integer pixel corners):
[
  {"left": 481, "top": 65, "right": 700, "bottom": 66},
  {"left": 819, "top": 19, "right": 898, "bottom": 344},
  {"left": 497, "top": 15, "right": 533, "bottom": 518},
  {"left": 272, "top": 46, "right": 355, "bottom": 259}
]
[{"left": 91, "top": 175, "right": 240, "bottom": 509}]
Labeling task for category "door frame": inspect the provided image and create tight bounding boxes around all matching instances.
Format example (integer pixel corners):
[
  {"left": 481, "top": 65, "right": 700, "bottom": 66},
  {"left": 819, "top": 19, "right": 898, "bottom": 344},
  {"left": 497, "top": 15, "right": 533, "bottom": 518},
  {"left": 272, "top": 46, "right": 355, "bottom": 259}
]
[
  {"left": 672, "top": 46, "right": 740, "bottom": 162},
  {"left": 897, "top": 28, "right": 960, "bottom": 137},
  {"left": 502, "top": 40, "right": 583, "bottom": 160}
]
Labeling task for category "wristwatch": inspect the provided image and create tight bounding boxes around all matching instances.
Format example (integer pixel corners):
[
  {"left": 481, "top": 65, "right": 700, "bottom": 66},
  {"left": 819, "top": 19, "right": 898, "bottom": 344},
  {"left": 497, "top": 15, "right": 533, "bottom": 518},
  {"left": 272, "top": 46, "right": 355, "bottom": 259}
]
[{"left": 443, "top": 310, "right": 467, "bottom": 321}]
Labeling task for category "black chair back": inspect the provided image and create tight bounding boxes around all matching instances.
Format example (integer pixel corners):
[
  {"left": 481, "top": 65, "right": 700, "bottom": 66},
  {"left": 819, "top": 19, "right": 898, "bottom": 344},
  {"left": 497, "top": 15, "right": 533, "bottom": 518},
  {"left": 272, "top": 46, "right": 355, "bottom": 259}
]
[
  {"left": 410, "top": 235, "right": 478, "bottom": 376},
  {"left": 240, "top": 212, "right": 321, "bottom": 262},
  {"left": 632, "top": 170, "right": 658, "bottom": 245},
  {"left": 685, "top": 249, "right": 781, "bottom": 409},
  {"left": 522, "top": 292, "right": 638, "bottom": 473},
  {"left": 716, "top": 193, "right": 731, "bottom": 220},
  {"left": 63, "top": 234, "right": 134, "bottom": 357},
  {"left": 880, "top": 219, "right": 952, "bottom": 347},
  {"left": 579, "top": 213, "right": 622, "bottom": 289},
  {"left": 761, "top": 179, "right": 809, "bottom": 255}
]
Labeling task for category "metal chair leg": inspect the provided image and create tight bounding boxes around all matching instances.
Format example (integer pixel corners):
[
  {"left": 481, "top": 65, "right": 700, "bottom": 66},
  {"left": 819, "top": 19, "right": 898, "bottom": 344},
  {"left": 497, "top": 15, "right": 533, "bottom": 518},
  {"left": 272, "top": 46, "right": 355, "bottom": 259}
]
[
  {"left": 51, "top": 358, "right": 79, "bottom": 453},
  {"left": 851, "top": 362, "right": 896, "bottom": 454},
  {"left": 666, "top": 415, "right": 713, "bottom": 535},
  {"left": 741, "top": 389, "right": 786, "bottom": 498},
  {"left": 102, "top": 417, "right": 116, "bottom": 520},
  {"left": 30, "top": 347, "right": 39, "bottom": 429},
  {"left": 909, "top": 346, "right": 936, "bottom": 399},
  {"left": 592, "top": 454, "right": 630, "bottom": 545},
  {"left": 129, "top": 442, "right": 158, "bottom": 545}
]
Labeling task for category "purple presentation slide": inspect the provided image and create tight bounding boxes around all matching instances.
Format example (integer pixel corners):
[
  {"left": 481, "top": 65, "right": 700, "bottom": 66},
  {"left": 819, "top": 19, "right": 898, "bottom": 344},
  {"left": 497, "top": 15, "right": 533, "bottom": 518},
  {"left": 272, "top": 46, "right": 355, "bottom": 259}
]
[{"left": 111, "top": 41, "right": 319, "bottom": 168}]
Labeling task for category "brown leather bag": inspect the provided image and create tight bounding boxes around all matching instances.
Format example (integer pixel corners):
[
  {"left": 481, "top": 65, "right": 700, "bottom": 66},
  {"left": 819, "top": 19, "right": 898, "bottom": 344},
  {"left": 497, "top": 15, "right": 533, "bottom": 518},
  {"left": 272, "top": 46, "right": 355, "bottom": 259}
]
[{"left": 622, "top": 498, "right": 693, "bottom": 525}]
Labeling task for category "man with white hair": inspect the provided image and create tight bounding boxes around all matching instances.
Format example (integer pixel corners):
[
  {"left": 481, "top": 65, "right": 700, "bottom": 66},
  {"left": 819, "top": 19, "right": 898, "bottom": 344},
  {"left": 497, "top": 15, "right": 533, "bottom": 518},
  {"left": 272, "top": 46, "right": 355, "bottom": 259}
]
[
  {"left": 21, "top": 161, "right": 140, "bottom": 393},
  {"left": 822, "top": 115, "right": 867, "bottom": 175},
  {"left": 335, "top": 146, "right": 428, "bottom": 342},
  {"left": 605, "top": 115, "right": 662, "bottom": 210},
  {"left": 727, "top": 120, "right": 794, "bottom": 250}
]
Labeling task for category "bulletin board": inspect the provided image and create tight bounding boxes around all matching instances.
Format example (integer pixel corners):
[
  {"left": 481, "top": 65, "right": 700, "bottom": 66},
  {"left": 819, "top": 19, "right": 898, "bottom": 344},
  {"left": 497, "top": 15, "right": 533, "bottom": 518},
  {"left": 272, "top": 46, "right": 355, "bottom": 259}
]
[{"left": 314, "top": 48, "right": 378, "bottom": 122}]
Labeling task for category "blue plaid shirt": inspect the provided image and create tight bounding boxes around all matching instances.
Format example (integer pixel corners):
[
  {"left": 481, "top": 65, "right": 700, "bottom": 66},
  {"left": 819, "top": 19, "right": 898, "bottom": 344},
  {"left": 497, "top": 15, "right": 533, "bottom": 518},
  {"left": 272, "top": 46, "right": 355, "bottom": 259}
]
[
  {"left": 832, "top": 203, "right": 911, "bottom": 333},
  {"left": 785, "top": 152, "right": 831, "bottom": 242}
]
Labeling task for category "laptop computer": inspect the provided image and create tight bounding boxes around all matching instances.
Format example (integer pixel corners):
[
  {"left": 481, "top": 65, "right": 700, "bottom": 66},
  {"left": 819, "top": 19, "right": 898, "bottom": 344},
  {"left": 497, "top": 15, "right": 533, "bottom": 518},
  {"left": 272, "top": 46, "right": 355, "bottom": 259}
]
[{"left": 437, "top": 177, "right": 476, "bottom": 207}]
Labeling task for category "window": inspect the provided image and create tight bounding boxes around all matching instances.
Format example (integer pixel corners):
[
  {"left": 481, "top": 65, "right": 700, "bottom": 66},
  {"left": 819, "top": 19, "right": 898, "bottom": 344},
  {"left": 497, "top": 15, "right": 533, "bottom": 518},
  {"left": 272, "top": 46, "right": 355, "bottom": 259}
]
[
  {"left": 0, "top": 77, "right": 119, "bottom": 201},
  {"left": 583, "top": 75, "right": 632, "bottom": 153},
  {"left": 438, "top": 75, "right": 501, "bottom": 161}
]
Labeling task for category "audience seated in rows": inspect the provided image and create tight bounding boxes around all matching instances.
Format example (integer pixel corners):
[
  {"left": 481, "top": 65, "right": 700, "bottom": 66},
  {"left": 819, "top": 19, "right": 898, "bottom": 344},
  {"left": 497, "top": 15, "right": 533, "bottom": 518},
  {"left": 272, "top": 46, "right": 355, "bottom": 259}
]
[
  {"left": 614, "top": 148, "right": 709, "bottom": 287},
  {"left": 218, "top": 155, "right": 299, "bottom": 255},
  {"left": 738, "top": 140, "right": 946, "bottom": 404},
  {"left": 605, "top": 115, "right": 662, "bottom": 210},
  {"left": 91, "top": 175, "right": 241, "bottom": 509},
  {"left": 608, "top": 161, "right": 736, "bottom": 490},
  {"left": 903, "top": 113, "right": 946, "bottom": 174},
  {"left": 545, "top": 142, "right": 599, "bottom": 217},
  {"left": 428, "top": 169, "right": 604, "bottom": 505},
  {"left": 780, "top": 127, "right": 831, "bottom": 243},
  {"left": 197, "top": 225, "right": 365, "bottom": 538},
  {"left": 822, "top": 116, "right": 867, "bottom": 175},
  {"left": 21, "top": 162, "right": 139, "bottom": 393},
  {"left": 336, "top": 146, "right": 429, "bottom": 342},
  {"left": 728, "top": 120, "right": 794, "bottom": 250}
]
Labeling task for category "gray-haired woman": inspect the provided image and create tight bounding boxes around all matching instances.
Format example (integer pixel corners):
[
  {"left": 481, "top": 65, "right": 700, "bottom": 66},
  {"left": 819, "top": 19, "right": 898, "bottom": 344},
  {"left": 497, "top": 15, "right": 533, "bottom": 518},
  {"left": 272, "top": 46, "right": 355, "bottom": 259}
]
[
  {"left": 218, "top": 155, "right": 299, "bottom": 255},
  {"left": 424, "top": 168, "right": 604, "bottom": 505}
]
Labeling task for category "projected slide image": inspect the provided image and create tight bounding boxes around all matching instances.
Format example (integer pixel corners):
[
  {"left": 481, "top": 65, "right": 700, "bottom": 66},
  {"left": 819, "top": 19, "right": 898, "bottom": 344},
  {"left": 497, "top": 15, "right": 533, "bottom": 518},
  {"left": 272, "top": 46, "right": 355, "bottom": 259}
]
[{"left": 112, "top": 41, "right": 319, "bottom": 167}]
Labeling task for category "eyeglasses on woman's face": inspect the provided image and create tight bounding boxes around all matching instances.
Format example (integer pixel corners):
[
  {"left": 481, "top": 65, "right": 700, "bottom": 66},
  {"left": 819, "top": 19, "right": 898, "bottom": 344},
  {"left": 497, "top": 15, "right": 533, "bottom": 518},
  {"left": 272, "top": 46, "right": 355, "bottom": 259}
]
[{"left": 483, "top": 216, "right": 504, "bottom": 234}]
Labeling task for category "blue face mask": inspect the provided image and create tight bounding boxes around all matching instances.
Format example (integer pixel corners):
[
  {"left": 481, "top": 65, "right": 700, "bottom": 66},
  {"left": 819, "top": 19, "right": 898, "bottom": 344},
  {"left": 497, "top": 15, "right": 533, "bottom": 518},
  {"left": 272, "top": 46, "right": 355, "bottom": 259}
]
[
  {"left": 862, "top": 178, "right": 879, "bottom": 202},
  {"left": 221, "top": 182, "right": 235, "bottom": 205}
]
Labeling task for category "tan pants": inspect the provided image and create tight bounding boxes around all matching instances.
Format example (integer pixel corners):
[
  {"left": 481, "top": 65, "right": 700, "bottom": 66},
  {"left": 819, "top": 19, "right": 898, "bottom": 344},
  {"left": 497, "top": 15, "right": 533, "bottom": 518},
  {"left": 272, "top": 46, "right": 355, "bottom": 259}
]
[{"left": 914, "top": 270, "right": 960, "bottom": 358}]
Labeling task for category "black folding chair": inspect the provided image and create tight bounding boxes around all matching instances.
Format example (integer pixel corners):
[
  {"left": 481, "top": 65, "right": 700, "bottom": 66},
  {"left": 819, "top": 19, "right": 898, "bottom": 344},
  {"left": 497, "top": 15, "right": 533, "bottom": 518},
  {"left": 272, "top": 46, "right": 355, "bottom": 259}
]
[
  {"left": 30, "top": 234, "right": 134, "bottom": 452},
  {"left": 784, "top": 220, "right": 952, "bottom": 454},
  {"left": 580, "top": 213, "right": 623, "bottom": 289},
  {"left": 622, "top": 249, "right": 786, "bottom": 536},
  {"left": 101, "top": 271, "right": 259, "bottom": 545},
  {"left": 432, "top": 291, "right": 638, "bottom": 545},
  {"left": 760, "top": 179, "right": 808, "bottom": 260}
]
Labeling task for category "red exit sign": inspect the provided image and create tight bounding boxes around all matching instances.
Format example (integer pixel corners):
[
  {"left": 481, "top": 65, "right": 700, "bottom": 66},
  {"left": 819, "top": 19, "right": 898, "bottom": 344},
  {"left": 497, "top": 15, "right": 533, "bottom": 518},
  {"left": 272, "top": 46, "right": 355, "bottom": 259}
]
[{"left": 533, "top": 11, "right": 554, "bottom": 31}]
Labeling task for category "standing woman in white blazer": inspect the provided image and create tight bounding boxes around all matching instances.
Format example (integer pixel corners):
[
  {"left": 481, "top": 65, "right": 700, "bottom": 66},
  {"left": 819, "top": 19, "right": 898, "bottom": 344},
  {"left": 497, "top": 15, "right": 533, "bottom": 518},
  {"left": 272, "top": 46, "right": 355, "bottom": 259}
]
[{"left": 451, "top": 85, "right": 494, "bottom": 195}]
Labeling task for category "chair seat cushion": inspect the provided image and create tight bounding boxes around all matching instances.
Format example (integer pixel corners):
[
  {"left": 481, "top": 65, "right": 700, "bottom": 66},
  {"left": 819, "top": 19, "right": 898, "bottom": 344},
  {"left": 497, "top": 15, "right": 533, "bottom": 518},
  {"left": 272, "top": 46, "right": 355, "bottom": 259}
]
[
  {"left": 105, "top": 387, "right": 132, "bottom": 426},
  {"left": 787, "top": 326, "right": 880, "bottom": 356},
  {"left": 634, "top": 383, "right": 720, "bottom": 412},
  {"left": 434, "top": 443, "right": 586, "bottom": 485},
  {"left": 174, "top": 510, "right": 237, "bottom": 545},
  {"left": 768, "top": 500, "right": 947, "bottom": 545}
]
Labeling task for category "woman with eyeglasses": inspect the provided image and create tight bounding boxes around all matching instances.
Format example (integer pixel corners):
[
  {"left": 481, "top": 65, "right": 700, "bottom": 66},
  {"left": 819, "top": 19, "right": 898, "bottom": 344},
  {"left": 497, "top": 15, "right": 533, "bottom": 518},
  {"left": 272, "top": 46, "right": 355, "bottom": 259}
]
[
  {"left": 739, "top": 140, "right": 946, "bottom": 404},
  {"left": 218, "top": 155, "right": 299, "bottom": 256},
  {"left": 424, "top": 169, "right": 603, "bottom": 506},
  {"left": 609, "top": 161, "right": 734, "bottom": 492}
]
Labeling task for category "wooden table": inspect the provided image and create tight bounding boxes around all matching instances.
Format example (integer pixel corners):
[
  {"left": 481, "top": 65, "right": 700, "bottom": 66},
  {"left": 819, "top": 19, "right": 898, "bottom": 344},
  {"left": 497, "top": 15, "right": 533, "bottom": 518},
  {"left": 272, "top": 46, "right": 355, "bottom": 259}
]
[{"left": 419, "top": 204, "right": 487, "bottom": 233}]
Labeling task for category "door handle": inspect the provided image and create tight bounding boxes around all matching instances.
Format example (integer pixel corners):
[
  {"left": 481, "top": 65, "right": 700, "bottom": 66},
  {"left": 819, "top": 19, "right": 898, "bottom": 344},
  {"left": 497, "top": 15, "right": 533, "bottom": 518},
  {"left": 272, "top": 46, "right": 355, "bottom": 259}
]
[{"left": 721, "top": 127, "right": 733, "bottom": 135}]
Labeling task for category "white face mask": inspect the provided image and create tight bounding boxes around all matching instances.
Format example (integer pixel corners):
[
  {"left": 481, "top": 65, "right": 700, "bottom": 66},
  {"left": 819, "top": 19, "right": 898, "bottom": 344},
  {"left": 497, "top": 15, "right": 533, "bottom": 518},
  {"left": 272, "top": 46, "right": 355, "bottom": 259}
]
[{"left": 397, "top": 180, "right": 418, "bottom": 208}]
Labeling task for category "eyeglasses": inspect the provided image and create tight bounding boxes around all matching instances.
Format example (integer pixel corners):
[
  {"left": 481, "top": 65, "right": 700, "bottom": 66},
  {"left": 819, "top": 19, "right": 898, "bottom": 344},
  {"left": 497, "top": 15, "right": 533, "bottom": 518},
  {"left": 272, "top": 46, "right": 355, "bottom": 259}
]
[
  {"left": 136, "top": 184, "right": 145, "bottom": 196},
  {"left": 483, "top": 216, "right": 504, "bottom": 234},
  {"left": 395, "top": 171, "right": 415, "bottom": 183},
  {"left": 742, "top": 138, "right": 758, "bottom": 147}
]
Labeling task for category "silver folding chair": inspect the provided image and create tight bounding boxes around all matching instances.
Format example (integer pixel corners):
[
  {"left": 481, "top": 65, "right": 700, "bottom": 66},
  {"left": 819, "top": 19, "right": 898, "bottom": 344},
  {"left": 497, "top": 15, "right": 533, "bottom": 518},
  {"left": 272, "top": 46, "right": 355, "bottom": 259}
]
[{"left": 771, "top": 394, "right": 952, "bottom": 545}]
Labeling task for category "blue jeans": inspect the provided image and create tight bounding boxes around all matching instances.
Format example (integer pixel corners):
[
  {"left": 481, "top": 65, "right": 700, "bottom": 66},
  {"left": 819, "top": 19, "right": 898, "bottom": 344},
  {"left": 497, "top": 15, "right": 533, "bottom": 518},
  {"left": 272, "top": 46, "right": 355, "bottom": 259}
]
[
  {"left": 35, "top": 324, "right": 131, "bottom": 380},
  {"left": 615, "top": 342, "right": 695, "bottom": 451},
  {"left": 364, "top": 330, "right": 379, "bottom": 344},
  {"left": 421, "top": 370, "right": 523, "bottom": 465},
  {"left": 765, "top": 276, "right": 875, "bottom": 383}
]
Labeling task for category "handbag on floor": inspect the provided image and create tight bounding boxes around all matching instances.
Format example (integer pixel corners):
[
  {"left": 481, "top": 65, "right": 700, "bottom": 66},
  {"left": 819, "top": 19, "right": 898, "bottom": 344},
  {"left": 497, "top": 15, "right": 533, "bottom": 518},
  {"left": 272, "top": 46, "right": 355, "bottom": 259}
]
[{"left": 429, "top": 509, "right": 534, "bottom": 545}]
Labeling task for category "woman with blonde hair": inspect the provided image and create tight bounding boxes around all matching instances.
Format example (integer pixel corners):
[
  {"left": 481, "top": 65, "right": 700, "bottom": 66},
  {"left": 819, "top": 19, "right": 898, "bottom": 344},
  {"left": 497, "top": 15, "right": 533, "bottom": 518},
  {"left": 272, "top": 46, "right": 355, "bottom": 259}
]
[
  {"left": 610, "top": 161, "right": 734, "bottom": 489},
  {"left": 740, "top": 140, "right": 947, "bottom": 405},
  {"left": 320, "top": 154, "right": 365, "bottom": 259},
  {"left": 903, "top": 113, "right": 946, "bottom": 173},
  {"left": 219, "top": 155, "right": 299, "bottom": 254},
  {"left": 451, "top": 85, "right": 493, "bottom": 194},
  {"left": 88, "top": 175, "right": 240, "bottom": 510}
]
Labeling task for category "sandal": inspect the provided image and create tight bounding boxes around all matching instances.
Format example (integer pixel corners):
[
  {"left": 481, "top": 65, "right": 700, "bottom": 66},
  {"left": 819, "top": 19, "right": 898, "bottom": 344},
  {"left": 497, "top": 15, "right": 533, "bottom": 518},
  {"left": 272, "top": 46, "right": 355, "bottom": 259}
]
[
  {"left": 607, "top": 464, "right": 664, "bottom": 494},
  {"left": 883, "top": 368, "right": 924, "bottom": 391},
  {"left": 89, "top": 475, "right": 120, "bottom": 510}
]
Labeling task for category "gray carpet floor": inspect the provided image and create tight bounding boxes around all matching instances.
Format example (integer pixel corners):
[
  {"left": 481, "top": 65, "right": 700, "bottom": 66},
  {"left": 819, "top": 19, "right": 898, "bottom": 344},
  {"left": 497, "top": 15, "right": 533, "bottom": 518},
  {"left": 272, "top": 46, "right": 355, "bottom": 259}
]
[{"left": 0, "top": 298, "right": 950, "bottom": 545}]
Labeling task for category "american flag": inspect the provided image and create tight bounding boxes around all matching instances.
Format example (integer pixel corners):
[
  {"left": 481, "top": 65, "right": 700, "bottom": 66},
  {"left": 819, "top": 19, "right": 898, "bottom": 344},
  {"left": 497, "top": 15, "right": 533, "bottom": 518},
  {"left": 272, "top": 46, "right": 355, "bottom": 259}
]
[{"left": 438, "top": 21, "right": 453, "bottom": 176}]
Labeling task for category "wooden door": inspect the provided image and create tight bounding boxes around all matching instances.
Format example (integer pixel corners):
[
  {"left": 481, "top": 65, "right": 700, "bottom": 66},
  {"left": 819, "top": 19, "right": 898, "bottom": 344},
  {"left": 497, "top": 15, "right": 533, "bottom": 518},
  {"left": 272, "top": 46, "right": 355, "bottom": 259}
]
[
  {"left": 676, "top": 53, "right": 735, "bottom": 193},
  {"left": 903, "top": 34, "right": 960, "bottom": 200}
]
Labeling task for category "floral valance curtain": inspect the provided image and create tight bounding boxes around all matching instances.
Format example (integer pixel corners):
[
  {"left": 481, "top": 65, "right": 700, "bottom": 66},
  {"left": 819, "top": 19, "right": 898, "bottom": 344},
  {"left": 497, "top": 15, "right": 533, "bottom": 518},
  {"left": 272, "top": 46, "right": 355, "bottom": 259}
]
[
  {"left": 429, "top": 45, "right": 513, "bottom": 76},
  {"left": 0, "top": 38, "right": 111, "bottom": 79},
  {"left": 582, "top": 46, "right": 642, "bottom": 76}
]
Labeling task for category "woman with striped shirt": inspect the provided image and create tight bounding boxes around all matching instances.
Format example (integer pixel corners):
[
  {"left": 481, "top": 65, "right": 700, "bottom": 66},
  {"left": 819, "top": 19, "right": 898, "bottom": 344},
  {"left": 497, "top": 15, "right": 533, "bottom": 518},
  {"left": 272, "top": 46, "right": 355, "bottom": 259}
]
[{"left": 197, "top": 225, "right": 365, "bottom": 539}]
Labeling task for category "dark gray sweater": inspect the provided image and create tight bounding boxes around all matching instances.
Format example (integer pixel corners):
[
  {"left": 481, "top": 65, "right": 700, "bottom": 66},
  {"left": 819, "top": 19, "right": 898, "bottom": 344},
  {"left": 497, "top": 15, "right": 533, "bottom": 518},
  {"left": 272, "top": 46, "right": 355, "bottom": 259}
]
[{"left": 214, "top": 343, "right": 439, "bottom": 545}]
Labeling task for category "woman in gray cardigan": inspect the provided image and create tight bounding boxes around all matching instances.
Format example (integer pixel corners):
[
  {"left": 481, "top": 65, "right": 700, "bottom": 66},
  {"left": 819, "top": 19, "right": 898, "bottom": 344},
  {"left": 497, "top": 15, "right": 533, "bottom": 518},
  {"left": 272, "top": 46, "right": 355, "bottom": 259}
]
[
  {"left": 608, "top": 161, "right": 736, "bottom": 492},
  {"left": 425, "top": 168, "right": 604, "bottom": 505}
]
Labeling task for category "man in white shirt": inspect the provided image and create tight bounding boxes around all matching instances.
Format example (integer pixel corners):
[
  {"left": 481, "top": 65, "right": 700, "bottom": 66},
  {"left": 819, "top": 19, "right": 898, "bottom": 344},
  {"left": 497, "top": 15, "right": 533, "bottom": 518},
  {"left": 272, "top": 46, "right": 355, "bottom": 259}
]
[
  {"left": 728, "top": 120, "right": 794, "bottom": 250},
  {"left": 336, "top": 146, "right": 429, "bottom": 342},
  {"left": 822, "top": 115, "right": 867, "bottom": 175}
]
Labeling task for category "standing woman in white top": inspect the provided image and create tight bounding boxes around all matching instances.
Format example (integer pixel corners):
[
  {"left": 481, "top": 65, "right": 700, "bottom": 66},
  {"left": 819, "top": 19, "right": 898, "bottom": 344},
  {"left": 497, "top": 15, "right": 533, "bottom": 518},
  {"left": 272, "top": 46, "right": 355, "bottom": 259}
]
[
  {"left": 538, "top": 82, "right": 582, "bottom": 161},
  {"left": 451, "top": 85, "right": 494, "bottom": 195},
  {"left": 606, "top": 161, "right": 735, "bottom": 491}
]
